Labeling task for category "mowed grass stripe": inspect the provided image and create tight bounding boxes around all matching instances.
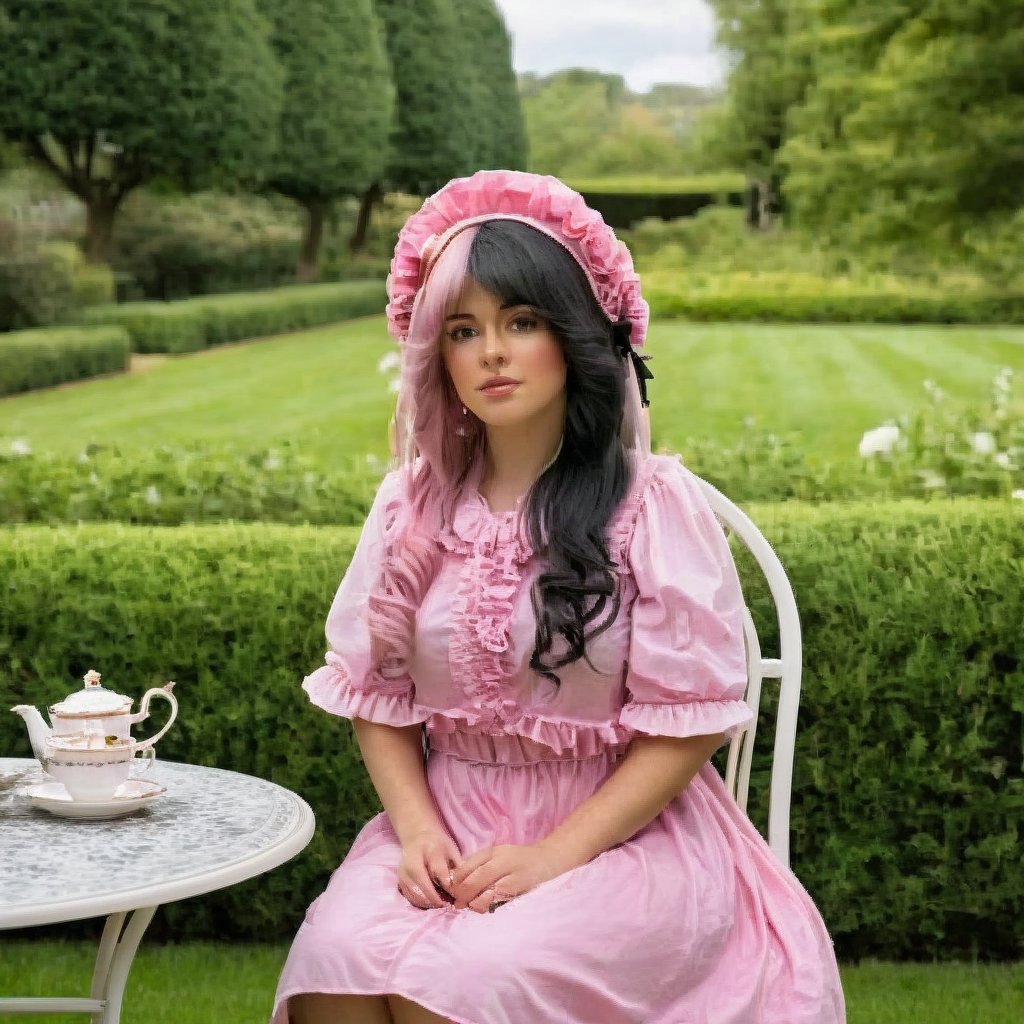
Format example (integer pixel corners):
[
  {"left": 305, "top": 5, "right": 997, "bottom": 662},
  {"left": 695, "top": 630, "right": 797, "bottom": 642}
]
[
  {"left": 0, "top": 318, "right": 398, "bottom": 466},
  {"left": 1, "top": 319, "right": 1021, "bottom": 466},
  {"left": 652, "top": 325, "right": 911, "bottom": 458},
  {"left": 858, "top": 326, "right": 1022, "bottom": 394}
]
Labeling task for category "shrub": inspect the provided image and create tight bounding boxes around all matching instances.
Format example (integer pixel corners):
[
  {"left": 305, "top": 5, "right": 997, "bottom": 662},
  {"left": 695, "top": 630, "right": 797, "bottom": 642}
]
[
  {"left": 0, "top": 325, "right": 129, "bottom": 396},
  {"left": 0, "top": 225, "right": 80, "bottom": 330},
  {"left": 857, "top": 369, "right": 1023, "bottom": 498},
  {"left": 643, "top": 270, "right": 1024, "bottom": 325},
  {"left": 81, "top": 280, "right": 386, "bottom": 353},
  {"left": 0, "top": 504, "right": 1020, "bottom": 958},
  {"left": 111, "top": 191, "right": 302, "bottom": 300},
  {"left": 0, "top": 444, "right": 384, "bottom": 525}
]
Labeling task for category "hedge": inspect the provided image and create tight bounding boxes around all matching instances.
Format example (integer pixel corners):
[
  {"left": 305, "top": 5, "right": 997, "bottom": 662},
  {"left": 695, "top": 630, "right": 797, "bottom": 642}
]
[
  {"left": 80, "top": 280, "right": 387, "bottom": 354},
  {"left": 0, "top": 445, "right": 383, "bottom": 526},
  {"left": 575, "top": 187, "right": 745, "bottom": 230},
  {"left": 644, "top": 271, "right": 1024, "bottom": 325},
  {"left": 1, "top": 503, "right": 1021, "bottom": 960},
  {"left": 0, "top": 442, "right": 891, "bottom": 528},
  {"left": 0, "top": 325, "right": 130, "bottom": 396}
]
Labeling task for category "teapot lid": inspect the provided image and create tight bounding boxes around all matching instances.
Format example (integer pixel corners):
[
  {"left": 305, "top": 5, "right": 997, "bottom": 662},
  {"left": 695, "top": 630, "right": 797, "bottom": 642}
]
[{"left": 51, "top": 670, "right": 132, "bottom": 717}]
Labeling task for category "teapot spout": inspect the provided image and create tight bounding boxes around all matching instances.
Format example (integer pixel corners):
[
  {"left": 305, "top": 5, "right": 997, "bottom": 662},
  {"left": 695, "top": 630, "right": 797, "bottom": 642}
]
[{"left": 10, "top": 705, "right": 52, "bottom": 763}]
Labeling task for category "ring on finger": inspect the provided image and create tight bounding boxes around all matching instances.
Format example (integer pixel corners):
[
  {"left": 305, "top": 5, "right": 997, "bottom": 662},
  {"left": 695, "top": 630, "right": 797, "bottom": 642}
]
[{"left": 488, "top": 889, "right": 514, "bottom": 913}]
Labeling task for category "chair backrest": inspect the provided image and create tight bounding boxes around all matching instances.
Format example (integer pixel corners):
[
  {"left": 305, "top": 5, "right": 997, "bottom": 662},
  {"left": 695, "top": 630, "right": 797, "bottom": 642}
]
[{"left": 694, "top": 476, "right": 802, "bottom": 869}]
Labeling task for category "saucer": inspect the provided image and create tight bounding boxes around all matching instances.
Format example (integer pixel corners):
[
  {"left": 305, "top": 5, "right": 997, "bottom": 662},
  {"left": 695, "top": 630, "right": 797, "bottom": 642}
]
[{"left": 27, "top": 779, "right": 166, "bottom": 819}]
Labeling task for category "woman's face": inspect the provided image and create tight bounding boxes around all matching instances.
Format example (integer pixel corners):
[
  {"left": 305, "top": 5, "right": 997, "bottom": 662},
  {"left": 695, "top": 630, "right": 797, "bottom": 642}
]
[{"left": 441, "top": 277, "right": 567, "bottom": 433}]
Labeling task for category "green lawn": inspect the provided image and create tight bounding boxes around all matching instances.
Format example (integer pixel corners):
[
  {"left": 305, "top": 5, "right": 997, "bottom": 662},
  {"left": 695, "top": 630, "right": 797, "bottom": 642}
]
[
  {"left": 1, "top": 318, "right": 1021, "bottom": 467},
  {"left": 0, "top": 941, "right": 1021, "bottom": 1024}
]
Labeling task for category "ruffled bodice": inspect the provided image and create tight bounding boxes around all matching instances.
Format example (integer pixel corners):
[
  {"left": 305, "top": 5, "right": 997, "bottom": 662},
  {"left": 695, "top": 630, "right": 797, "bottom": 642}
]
[{"left": 302, "top": 453, "right": 754, "bottom": 755}]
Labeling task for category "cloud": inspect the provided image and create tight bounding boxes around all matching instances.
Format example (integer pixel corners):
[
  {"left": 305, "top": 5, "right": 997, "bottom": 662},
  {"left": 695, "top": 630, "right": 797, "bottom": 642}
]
[{"left": 495, "top": 0, "right": 724, "bottom": 90}]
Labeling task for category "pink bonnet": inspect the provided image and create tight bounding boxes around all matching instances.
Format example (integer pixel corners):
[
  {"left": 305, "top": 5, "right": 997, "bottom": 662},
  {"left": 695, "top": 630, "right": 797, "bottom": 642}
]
[{"left": 385, "top": 170, "right": 649, "bottom": 351}]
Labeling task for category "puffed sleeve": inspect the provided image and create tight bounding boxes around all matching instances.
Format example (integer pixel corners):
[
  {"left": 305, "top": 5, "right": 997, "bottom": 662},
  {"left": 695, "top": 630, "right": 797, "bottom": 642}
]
[
  {"left": 301, "top": 469, "right": 429, "bottom": 726},
  {"left": 619, "top": 456, "right": 753, "bottom": 741}
]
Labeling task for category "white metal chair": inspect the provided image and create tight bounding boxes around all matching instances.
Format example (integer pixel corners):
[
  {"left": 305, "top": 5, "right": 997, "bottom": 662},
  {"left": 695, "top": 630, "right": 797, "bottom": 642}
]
[{"left": 694, "top": 476, "right": 802, "bottom": 869}]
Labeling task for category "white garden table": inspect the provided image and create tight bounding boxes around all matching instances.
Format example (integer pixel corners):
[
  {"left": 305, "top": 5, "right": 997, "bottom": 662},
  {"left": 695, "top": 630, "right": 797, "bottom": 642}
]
[{"left": 0, "top": 757, "right": 315, "bottom": 1022}]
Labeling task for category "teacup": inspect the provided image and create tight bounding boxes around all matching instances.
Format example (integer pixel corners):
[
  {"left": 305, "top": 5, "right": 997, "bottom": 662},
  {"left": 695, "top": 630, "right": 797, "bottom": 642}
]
[{"left": 43, "top": 733, "right": 154, "bottom": 802}]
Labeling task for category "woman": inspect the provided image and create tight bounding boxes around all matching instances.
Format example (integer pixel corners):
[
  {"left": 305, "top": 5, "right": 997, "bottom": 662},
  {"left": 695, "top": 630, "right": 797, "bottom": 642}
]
[{"left": 273, "top": 171, "right": 845, "bottom": 1024}]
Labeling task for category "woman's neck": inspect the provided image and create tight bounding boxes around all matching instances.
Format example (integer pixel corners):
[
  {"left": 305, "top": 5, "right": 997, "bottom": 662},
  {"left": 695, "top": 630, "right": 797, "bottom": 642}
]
[{"left": 480, "top": 413, "right": 564, "bottom": 513}]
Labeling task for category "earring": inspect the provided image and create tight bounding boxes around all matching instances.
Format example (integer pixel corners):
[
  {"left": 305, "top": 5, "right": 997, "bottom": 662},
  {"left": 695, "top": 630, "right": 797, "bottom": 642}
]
[{"left": 455, "top": 404, "right": 470, "bottom": 437}]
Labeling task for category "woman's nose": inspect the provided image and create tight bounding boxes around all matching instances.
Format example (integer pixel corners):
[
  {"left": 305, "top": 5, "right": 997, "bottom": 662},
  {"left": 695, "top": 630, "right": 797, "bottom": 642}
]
[{"left": 479, "top": 328, "right": 508, "bottom": 367}]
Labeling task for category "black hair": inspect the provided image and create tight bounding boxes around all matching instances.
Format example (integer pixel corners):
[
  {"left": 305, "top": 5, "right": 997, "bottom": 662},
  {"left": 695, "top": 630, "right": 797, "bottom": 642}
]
[{"left": 467, "top": 220, "right": 633, "bottom": 685}]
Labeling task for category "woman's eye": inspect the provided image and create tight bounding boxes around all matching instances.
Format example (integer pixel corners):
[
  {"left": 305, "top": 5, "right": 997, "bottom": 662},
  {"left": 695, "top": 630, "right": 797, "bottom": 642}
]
[
  {"left": 510, "top": 316, "right": 537, "bottom": 332},
  {"left": 448, "top": 325, "right": 477, "bottom": 342}
]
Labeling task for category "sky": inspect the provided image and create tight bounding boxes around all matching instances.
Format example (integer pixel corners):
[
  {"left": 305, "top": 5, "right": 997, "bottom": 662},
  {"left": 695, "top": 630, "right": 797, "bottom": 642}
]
[{"left": 494, "top": 0, "right": 725, "bottom": 94}]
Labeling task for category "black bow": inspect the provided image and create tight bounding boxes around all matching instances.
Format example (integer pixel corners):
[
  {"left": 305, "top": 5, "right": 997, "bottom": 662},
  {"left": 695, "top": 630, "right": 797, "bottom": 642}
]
[{"left": 611, "top": 320, "right": 654, "bottom": 408}]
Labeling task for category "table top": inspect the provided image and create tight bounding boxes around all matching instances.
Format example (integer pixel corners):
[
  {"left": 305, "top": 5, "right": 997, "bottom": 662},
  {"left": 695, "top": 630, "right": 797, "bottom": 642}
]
[{"left": 0, "top": 757, "right": 316, "bottom": 930}]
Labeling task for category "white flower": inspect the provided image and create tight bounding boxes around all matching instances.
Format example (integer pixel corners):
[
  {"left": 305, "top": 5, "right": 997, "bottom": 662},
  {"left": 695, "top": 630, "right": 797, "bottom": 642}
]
[
  {"left": 919, "top": 470, "right": 946, "bottom": 490},
  {"left": 144, "top": 485, "right": 161, "bottom": 506},
  {"left": 365, "top": 453, "right": 381, "bottom": 467},
  {"left": 858, "top": 424, "right": 901, "bottom": 457},
  {"left": 10, "top": 438, "right": 31, "bottom": 456},
  {"left": 83, "top": 669, "right": 102, "bottom": 687},
  {"left": 77, "top": 452, "right": 90, "bottom": 464},
  {"left": 971, "top": 431, "right": 997, "bottom": 455},
  {"left": 1013, "top": 489, "right": 1024, "bottom": 501},
  {"left": 742, "top": 416, "right": 756, "bottom": 428},
  {"left": 89, "top": 472, "right": 99, "bottom": 485},
  {"left": 377, "top": 351, "right": 400, "bottom": 374},
  {"left": 388, "top": 377, "right": 401, "bottom": 394},
  {"left": 922, "top": 379, "right": 944, "bottom": 402},
  {"left": 995, "top": 452, "right": 1012, "bottom": 469},
  {"left": 263, "top": 452, "right": 282, "bottom": 471}
]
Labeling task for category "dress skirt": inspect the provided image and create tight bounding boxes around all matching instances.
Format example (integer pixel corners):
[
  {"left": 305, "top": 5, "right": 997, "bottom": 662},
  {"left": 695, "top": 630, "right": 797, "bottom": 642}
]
[{"left": 271, "top": 731, "right": 844, "bottom": 1024}]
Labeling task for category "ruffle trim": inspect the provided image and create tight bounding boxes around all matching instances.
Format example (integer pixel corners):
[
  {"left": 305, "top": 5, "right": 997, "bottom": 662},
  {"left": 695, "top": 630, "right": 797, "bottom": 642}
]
[
  {"left": 386, "top": 170, "right": 648, "bottom": 348},
  {"left": 619, "top": 699, "right": 753, "bottom": 741},
  {"left": 438, "top": 488, "right": 534, "bottom": 562},
  {"left": 425, "top": 705, "right": 630, "bottom": 756},
  {"left": 302, "top": 664, "right": 429, "bottom": 727}
]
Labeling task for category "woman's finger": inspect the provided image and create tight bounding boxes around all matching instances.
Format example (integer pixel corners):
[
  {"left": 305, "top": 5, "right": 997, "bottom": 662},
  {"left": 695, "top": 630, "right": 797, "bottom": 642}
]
[
  {"left": 452, "top": 863, "right": 505, "bottom": 909},
  {"left": 426, "top": 851, "right": 456, "bottom": 902},
  {"left": 451, "top": 846, "right": 493, "bottom": 887},
  {"left": 410, "top": 864, "right": 446, "bottom": 909},
  {"left": 466, "top": 877, "right": 516, "bottom": 915},
  {"left": 397, "top": 879, "right": 430, "bottom": 910}
]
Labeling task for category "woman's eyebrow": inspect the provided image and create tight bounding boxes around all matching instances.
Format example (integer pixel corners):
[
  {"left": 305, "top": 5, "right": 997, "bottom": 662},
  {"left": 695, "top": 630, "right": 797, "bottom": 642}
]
[{"left": 444, "top": 311, "right": 474, "bottom": 321}]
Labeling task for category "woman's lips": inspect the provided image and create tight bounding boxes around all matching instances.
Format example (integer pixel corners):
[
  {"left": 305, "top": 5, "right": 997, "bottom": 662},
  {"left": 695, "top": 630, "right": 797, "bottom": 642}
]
[{"left": 479, "top": 382, "right": 520, "bottom": 397}]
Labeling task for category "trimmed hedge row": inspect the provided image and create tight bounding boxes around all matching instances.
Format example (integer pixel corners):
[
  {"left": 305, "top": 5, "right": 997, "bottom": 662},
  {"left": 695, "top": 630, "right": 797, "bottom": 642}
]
[
  {"left": 0, "top": 325, "right": 130, "bottom": 396},
  {"left": 0, "top": 445, "right": 383, "bottom": 526},
  {"left": 80, "top": 280, "right": 387, "bottom": 353},
  {"left": 0, "top": 442, "right": 888, "bottom": 528},
  {"left": 2, "top": 503, "right": 1021, "bottom": 959},
  {"left": 644, "top": 272, "right": 1024, "bottom": 324}
]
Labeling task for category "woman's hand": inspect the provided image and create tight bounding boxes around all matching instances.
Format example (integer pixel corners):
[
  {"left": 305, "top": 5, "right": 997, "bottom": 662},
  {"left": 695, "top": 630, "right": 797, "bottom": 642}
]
[
  {"left": 397, "top": 829, "right": 462, "bottom": 910},
  {"left": 450, "top": 843, "right": 568, "bottom": 914}
]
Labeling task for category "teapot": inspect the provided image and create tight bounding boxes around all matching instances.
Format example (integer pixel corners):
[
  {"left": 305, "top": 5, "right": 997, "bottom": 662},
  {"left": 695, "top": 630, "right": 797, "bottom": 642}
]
[{"left": 11, "top": 669, "right": 178, "bottom": 768}]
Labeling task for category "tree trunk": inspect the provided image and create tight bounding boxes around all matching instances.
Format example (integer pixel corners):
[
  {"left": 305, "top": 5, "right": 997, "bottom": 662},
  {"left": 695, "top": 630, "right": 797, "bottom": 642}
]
[
  {"left": 349, "top": 181, "right": 382, "bottom": 254},
  {"left": 297, "top": 197, "right": 329, "bottom": 282},
  {"left": 83, "top": 192, "right": 119, "bottom": 264}
]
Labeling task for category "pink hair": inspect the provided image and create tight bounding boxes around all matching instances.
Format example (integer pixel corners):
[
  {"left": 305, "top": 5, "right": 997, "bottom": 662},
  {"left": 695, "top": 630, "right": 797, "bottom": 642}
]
[{"left": 367, "top": 227, "right": 482, "bottom": 677}]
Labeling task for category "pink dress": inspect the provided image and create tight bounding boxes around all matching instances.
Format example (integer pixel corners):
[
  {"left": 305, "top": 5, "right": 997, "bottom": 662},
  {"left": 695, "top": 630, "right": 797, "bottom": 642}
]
[{"left": 272, "top": 453, "right": 845, "bottom": 1024}]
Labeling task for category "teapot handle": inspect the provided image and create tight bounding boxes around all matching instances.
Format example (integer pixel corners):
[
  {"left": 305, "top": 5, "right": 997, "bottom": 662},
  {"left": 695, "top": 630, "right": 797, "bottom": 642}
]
[{"left": 131, "top": 683, "right": 178, "bottom": 752}]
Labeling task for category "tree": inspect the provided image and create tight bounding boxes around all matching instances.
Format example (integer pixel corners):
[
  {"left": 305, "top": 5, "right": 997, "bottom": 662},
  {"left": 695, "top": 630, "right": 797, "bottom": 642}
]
[
  {"left": 704, "top": 0, "right": 817, "bottom": 226},
  {"left": 261, "top": 0, "right": 393, "bottom": 280},
  {"left": 348, "top": 0, "right": 474, "bottom": 252},
  {"left": 783, "top": 1, "right": 1024, "bottom": 255},
  {"left": 451, "top": 0, "right": 527, "bottom": 170},
  {"left": 0, "top": 0, "right": 283, "bottom": 263}
]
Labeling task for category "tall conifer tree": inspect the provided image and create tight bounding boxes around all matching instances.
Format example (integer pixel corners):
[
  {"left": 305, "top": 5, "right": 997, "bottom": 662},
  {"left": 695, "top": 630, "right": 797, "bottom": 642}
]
[{"left": 261, "top": 0, "right": 393, "bottom": 280}]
